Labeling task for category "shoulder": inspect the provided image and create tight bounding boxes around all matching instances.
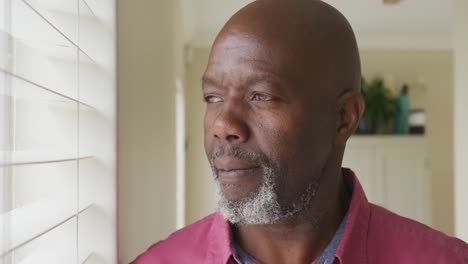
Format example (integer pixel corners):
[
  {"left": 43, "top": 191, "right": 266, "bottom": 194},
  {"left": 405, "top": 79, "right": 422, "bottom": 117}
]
[
  {"left": 367, "top": 204, "right": 468, "bottom": 263},
  {"left": 131, "top": 213, "right": 220, "bottom": 264}
]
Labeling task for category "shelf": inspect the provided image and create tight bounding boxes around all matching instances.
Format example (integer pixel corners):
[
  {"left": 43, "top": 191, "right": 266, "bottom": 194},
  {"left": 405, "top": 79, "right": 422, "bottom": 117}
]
[
  {"left": 352, "top": 134, "right": 426, "bottom": 138},
  {"left": 347, "top": 135, "right": 428, "bottom": 149},
  {"left": 0, "top": 151, "right": 93, "bottom": 168},
  {"left": 350, "top": 134, "right": 427, "bottom": 141},
  {"left": 0, "top": 199, "right": 93, "bottom": 257}
]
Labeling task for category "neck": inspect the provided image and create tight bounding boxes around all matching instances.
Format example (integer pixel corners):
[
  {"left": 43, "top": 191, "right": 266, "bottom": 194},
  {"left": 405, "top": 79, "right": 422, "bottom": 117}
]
[{"left": 233, "top": 167, "right": 350, "bottom": 264}]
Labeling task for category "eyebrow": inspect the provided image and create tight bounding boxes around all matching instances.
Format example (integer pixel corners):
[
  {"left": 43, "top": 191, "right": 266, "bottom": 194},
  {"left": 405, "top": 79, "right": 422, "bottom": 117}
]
[
  {"left": 201, "top": 73, "right": 280, "bottom": 89},
  {"left": 244, "top": 74, "right": 279, "bottom": 87},
  {"left": 201, "top": 75, "right": 218, "bottom": 88}
]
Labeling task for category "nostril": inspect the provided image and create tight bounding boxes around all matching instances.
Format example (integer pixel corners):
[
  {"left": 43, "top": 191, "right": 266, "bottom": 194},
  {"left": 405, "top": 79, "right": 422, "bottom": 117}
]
[{"left": 226, "top": 134, "right": 240, "bottom": 142}]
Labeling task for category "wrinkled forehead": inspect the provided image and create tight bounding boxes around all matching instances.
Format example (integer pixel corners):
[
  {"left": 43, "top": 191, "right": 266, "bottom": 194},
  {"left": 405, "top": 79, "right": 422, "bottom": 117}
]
[
  {"left": 205, "top": 25, "right": 314, "bottom": 87},
  {"left": 209, "top": 30, "right": 270, "bottom": 70}
]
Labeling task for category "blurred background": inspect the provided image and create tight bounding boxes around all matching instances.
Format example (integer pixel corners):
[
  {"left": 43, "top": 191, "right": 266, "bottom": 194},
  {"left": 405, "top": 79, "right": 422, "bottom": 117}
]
[{"left": 1, "top": 0, "right": 468, "bottom": 263}]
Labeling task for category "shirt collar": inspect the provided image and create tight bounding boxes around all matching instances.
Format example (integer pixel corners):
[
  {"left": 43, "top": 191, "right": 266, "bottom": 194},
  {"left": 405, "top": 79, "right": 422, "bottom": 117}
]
[
  {"left": 335, "top": 168, "right": 370, "bottom": 264},
  {"left": 206, "top": 168, "right": 370, "bottom": 264},
  {"left": 206, "top": 211, "right": 234, "bottom": 264}
]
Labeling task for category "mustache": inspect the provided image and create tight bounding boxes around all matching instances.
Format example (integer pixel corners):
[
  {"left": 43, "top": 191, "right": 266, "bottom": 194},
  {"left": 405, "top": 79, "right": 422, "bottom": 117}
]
[{"left": 210, "top": 146, "right": 263, "bottom": 165}]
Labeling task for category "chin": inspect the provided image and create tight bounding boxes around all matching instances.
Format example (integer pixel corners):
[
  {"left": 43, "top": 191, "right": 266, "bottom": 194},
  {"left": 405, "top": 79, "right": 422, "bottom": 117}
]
[{"left": 217, "top": 179, "right": 262, "bottom": 202}]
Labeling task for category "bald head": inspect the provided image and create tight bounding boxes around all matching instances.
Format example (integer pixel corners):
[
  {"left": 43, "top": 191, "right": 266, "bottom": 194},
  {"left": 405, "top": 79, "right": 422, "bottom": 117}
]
[{"left": 211, "top": 0, "right": 361, "bottom": 95}]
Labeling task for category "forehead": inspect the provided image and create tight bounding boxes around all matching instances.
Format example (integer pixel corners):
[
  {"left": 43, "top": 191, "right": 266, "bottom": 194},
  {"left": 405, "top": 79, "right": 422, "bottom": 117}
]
[
  {"left": 204, "top": 28, "right": 298, "bottom": 86},
  {"left": 208, "top": 31, "right": 276, "bottom": 70}
]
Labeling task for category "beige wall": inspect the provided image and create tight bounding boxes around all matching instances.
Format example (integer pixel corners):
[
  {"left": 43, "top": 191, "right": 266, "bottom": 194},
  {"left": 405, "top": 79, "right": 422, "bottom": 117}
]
[
  {"left": 117, "top": 0, "right": 182, "bottom": 262},
  {"left": 360, "top": 49, "right": 454, "bottom": 235},
  {"left": 185, "top": 47, "right": 455, "bottom": 235},
  {"left": 454, "top": 0, "right": 468, "bottom": 241},
  {"left": 185, "top": 48, "right": 216, "bottom": 225}
]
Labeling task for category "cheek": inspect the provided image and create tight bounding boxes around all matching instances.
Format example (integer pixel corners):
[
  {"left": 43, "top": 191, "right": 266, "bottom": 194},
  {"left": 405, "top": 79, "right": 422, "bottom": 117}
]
[
  {"left": 253, "top": 108, "right": 335, "bottom": 170},
  {"left": 254, "top": 110, "right": 335, "bottom": 200},
  {"left": 252, "top": 110, "right": 302, "bottom": 161}
]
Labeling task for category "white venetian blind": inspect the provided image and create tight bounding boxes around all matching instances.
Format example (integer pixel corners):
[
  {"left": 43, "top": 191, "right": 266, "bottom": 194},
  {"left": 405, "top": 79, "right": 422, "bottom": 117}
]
[{"left": 0, "top": 0, "right": 117, "bottom": 263}]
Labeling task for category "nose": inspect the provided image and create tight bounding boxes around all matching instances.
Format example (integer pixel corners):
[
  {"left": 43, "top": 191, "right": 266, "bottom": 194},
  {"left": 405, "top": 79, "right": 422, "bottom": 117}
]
[{"left": 211, "top": 103, "right": 249, "bottom": 144}]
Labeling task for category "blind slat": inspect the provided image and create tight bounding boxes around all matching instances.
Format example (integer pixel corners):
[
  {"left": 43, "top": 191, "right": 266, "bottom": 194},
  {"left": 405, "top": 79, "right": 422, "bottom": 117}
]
[
  {"left": 0, "top": 200, "right": 94, "bottom": 257},
  {"left": 0, "top": 69, "right": 96, "bottom": 109},
  {"left": 21, "top": 0, "right": 100, "bottom": 64},
  {"left": 0, "top": 151, "right": 93, "bottom": 168}
]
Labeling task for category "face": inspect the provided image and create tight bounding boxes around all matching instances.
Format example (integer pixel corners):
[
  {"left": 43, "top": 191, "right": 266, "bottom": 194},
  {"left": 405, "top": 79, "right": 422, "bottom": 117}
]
[{"left": 203, "top": 27, "right": 338, "bottom": 224}]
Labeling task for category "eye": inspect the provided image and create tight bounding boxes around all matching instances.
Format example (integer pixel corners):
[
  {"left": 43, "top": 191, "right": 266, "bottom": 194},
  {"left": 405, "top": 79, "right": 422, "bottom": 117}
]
[
  {"left": 204, "top": 95, "right": 223, "bottom": 103},
  {"left": 252, "top": 93, "right": 273, "bottom": 101}
]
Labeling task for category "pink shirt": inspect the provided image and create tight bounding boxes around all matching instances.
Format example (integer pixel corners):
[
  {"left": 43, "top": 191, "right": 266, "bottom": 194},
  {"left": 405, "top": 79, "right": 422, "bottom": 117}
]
[{"left": 133, "top": 169, "right": 468, "bottom": 264}]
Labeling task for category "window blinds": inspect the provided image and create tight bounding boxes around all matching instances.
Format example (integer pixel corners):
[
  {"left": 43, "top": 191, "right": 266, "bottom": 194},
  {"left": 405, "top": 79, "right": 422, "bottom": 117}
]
[{"left": 0, "top": 0, "right": 116, "bottom": 263}]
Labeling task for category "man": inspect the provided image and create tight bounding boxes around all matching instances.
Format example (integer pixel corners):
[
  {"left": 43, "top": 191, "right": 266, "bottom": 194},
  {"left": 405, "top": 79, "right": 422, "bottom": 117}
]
[{"left": 134, "top": 0, "right": 468, "bottom": 263}]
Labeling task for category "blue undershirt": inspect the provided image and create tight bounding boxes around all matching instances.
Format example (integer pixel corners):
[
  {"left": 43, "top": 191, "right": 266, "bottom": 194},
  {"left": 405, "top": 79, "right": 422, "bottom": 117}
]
[
  {"left": 231, "top": 181, "right": 352, "bottom": 264},
  {"left": 231, "top": 212, "right": 348, "bottom": 264}
]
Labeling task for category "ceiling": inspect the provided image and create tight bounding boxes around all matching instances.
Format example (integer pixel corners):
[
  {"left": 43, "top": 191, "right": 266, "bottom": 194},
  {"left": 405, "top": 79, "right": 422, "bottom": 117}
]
[{"left": 180, "top": 0, "right": 454, "bottom": 49}]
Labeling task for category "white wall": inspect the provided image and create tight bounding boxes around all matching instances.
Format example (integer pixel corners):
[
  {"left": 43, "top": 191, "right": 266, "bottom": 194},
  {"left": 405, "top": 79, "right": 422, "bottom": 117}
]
[
  {"left": 454, "top": 0, "right": 468, "bottom": 241},
  {"left": 117, "top": 0, "right": 183, "bottom": 262}
]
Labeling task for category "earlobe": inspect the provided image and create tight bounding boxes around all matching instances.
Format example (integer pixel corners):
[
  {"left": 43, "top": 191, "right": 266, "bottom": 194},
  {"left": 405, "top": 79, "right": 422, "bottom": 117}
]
[{"left": 335, "top": 90, "right": 365, "bottom": 145}]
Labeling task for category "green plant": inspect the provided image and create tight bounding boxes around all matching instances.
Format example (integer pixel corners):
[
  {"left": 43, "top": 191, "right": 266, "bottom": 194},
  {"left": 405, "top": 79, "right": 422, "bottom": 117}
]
[{"left": 360, "top": 77, "right": 395, "bottom": 133}]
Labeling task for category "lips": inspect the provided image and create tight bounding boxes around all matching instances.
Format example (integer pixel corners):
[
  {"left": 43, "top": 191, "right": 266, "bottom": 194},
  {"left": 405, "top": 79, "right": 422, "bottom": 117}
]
[
  {"left": 215, "top": 157, "right": 258, "bottom": 171},
  {"left": 215, "top": 157, "right": 260, "bottom": 179}
]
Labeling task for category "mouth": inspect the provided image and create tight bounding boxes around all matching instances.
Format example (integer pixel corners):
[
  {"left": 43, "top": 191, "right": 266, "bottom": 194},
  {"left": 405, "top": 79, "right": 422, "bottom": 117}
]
[
  {"left": 214, "top": 157, "right": 261, "bottom": 181},
  {"left": 218, "top": 166, "right": 260, "bottom": 175}
]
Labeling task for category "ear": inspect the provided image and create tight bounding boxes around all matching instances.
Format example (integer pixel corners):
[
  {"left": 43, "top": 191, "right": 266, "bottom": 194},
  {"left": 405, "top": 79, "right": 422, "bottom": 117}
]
[{"left": 335, "top": 89, "right": 365, "bottom": 146}]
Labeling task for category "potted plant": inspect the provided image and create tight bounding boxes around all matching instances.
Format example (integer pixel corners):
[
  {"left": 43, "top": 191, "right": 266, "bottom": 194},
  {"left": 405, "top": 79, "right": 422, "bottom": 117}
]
[{"left": 358, "top": 77, "right": 395, "bottom": 134}]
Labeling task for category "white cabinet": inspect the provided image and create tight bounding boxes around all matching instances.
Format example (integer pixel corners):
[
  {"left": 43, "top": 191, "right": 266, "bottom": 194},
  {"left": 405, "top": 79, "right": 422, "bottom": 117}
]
[{"left": 343, "top": 136, "right": 431, "bottom": 226}]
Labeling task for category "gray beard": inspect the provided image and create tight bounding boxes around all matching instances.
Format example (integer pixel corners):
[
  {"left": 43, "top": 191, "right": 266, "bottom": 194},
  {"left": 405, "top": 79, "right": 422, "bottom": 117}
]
[{"left": 211, "top": 151, "right": 320, "bottom": 225}]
